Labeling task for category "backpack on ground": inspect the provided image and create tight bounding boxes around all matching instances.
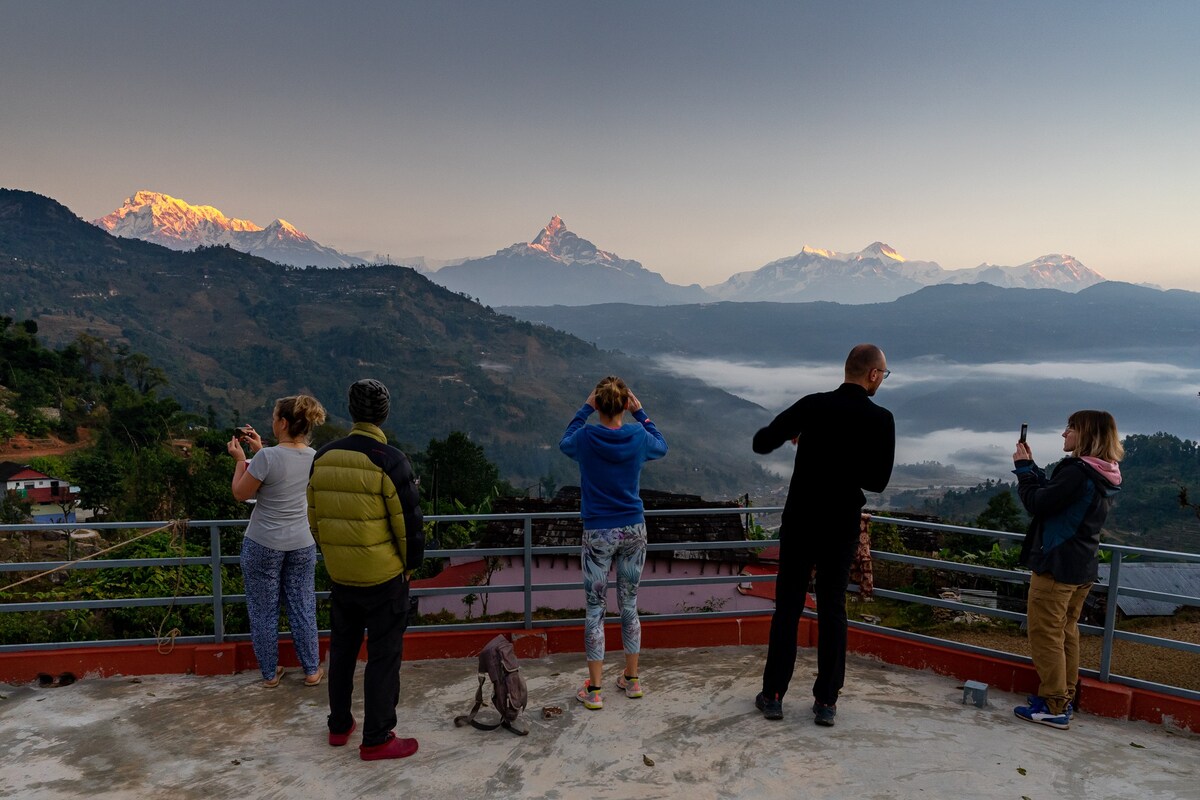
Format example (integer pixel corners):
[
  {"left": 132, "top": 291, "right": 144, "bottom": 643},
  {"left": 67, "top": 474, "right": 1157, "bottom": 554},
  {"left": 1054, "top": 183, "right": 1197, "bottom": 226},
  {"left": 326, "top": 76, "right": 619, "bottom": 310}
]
[{"left": 453, "top": 634, "right": 529, "bottom": 736}]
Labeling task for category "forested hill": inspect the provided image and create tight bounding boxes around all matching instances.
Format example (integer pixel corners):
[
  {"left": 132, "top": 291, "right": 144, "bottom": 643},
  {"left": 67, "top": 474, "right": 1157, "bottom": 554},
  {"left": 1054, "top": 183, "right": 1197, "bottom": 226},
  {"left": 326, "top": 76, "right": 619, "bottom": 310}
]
[{"left": 0, "top": 189, "right": 771, "bottom": 496}]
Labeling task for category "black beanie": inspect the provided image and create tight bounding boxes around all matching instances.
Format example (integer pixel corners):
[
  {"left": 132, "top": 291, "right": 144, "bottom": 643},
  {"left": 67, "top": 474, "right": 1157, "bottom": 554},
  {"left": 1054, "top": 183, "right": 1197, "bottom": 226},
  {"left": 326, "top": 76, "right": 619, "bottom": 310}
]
[{"left": 348, "top": 379, "right": 390, "bottom": 424}]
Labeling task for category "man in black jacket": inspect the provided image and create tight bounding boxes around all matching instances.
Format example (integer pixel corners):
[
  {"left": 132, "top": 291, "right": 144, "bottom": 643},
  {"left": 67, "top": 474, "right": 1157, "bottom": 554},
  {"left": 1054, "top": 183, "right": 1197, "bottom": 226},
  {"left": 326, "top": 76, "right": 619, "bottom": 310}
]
[{"left": 754, "top": 344, "right": 895, "bottom": 726}]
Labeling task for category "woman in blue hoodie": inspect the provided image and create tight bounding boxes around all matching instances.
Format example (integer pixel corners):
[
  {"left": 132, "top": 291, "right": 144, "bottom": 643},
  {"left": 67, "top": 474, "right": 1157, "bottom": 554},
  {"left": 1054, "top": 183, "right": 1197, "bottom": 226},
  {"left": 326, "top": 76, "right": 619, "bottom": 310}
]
[
  {"left": 1012, "top": 410, "right": 1123, "bottom": 730},
  {"left": 560, "top": 376, "right": 668, "bottom": 710}
]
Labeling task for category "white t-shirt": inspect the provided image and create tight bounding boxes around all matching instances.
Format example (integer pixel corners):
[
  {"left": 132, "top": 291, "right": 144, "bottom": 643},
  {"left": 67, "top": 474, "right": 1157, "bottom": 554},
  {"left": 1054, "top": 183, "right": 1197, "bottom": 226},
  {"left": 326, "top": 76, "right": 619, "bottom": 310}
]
[{"left": 244, "top": 445, "right": 316, "bottom": 551}]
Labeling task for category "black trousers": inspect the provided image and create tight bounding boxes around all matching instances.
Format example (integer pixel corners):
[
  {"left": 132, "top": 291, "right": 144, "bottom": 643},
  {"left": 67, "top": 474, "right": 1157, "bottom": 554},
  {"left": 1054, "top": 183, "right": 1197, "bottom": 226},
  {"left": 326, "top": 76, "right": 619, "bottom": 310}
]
[
  {"left": 327, "top": 574, "right": 410, "bottom": 746},
  {"left": 762, "top": 508, "right": 862, "bottom": 706}
]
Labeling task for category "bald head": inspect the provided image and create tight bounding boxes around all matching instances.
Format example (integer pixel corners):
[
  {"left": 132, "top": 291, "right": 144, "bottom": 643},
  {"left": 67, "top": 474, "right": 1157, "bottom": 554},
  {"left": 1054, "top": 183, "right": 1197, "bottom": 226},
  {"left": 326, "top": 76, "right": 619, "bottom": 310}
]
[{"left": 845, "top": 344, "right": 888, "bottom": 395}]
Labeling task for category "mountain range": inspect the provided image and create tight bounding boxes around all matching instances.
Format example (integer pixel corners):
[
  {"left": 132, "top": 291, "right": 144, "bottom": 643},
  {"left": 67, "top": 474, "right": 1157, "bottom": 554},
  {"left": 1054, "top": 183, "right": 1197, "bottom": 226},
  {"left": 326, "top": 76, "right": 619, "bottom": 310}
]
[
  {"left": 94, "top": 191, "right": 367, "bottom": 269},
  {"left": 435, "top": 224, "right": 1106, "bottom": 307},
  {"left": 705, "top": 243, "right": 1106, "bottom": 303},
  {"left": 503, "top": 281, "right": 1200, "bottom": 364},
  {"left": 90, "top": 192, "right": 1108, "bottom": 306},
  {"left": 0, "top": 189, "right": 770, "bottom": 497}
]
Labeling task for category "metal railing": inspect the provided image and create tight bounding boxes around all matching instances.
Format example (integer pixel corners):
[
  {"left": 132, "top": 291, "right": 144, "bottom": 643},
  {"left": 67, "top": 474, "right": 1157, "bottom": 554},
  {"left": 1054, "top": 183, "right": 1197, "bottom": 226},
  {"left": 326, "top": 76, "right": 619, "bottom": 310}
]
[{"left": 1, "top": 510, "right": 1198, "bottom": 701}]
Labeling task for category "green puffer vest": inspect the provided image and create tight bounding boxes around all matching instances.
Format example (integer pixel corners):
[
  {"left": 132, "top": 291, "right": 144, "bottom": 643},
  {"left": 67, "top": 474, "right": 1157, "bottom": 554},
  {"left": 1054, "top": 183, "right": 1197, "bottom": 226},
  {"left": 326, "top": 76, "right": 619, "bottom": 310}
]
[{"left": 306, "top": 423, "right": 423, "bottom": 587}]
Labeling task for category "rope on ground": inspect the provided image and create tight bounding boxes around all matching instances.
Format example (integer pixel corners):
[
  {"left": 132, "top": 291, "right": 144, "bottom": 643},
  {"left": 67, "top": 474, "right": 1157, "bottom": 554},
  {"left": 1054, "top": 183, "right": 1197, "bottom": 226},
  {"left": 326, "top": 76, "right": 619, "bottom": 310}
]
[{"left": 154, "top": 519, "right": 190, "bottom": 655}]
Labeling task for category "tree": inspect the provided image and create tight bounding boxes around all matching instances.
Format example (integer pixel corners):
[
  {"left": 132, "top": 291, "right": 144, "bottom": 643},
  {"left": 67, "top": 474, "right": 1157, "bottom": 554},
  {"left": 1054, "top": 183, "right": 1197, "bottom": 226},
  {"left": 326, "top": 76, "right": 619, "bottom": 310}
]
[
  {"left": 0, "top": 489, "right": 32, "bottom": 524},
  {"left": 70, "top": 450, "right": 122, "bottom": 519},
  {"left": 419, "top": 431, "right": 502, "bottom": 509},
  {"left": 119, "top": 352, "right": 168, "bottom": 395},
  {"left": 974, "top": 491, "right": 1026, "bottom": 534}
]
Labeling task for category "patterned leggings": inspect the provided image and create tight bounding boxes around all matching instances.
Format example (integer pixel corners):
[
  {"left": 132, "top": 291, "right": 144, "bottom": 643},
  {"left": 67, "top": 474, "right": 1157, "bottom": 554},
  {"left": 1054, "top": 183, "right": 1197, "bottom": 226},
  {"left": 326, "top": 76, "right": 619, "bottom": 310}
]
[
  {"left": 240, "top": 537, "right": 321, "bottom": 679},
  {"left": 582, "top": 523, "right": 648, "bottom": 662}
]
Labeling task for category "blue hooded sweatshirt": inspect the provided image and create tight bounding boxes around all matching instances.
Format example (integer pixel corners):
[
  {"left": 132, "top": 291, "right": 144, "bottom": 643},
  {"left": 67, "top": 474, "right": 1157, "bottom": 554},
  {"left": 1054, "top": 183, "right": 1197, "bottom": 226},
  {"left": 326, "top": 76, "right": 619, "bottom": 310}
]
[{"left": 559, "top": 404, "right": 668, "bottom": 529}]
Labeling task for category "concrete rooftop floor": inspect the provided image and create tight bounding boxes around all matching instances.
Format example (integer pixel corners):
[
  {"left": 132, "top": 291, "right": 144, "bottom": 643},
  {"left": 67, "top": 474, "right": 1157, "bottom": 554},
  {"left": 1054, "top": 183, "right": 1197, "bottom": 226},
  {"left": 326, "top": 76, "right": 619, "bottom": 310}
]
[{"left": 1, "top": 645, "right": 1196, "bottom": 800}]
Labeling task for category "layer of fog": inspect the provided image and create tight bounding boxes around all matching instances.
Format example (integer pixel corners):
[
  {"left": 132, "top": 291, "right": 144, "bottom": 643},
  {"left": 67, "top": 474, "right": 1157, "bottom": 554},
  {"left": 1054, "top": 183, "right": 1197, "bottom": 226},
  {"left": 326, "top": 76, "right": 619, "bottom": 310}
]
[{"left": 657, "top": 356, "right": 1200, "bottom": 485}]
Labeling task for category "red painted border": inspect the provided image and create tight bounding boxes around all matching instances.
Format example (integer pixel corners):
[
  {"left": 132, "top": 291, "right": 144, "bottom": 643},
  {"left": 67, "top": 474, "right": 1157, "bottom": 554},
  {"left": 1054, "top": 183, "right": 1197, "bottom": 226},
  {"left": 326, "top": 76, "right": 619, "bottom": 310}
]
[{"left": 2, "top": 619, "right": 1195, "bottom": 732}]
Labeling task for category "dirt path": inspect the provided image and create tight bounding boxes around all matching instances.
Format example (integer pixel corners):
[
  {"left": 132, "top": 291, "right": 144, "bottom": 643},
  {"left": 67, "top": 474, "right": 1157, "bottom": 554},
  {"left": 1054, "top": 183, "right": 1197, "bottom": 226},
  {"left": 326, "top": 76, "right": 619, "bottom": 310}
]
[{"left": 0, "top": 429, "right": 92, "bottom": 460}]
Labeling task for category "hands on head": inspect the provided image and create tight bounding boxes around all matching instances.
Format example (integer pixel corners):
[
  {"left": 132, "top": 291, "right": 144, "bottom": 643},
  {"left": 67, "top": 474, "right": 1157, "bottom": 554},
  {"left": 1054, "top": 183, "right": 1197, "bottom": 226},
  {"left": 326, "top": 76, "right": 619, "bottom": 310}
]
[{"left": 625, "top": 390, "right": 642, "bottom": 414}]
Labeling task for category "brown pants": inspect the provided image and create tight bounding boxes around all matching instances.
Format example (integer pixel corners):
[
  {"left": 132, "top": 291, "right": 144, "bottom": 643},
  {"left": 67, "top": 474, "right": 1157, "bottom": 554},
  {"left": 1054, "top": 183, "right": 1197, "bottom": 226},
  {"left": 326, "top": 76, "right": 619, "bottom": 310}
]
[{"left": 1026, "top": 572, "right": 1092, "bottom": 715}]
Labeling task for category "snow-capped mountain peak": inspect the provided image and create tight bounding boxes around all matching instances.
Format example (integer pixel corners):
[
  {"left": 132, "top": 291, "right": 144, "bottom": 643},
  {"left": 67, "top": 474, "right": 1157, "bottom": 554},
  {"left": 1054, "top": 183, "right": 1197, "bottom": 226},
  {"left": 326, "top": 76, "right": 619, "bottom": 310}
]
[
  {"left": 507, "top": 216, "right": 623, "bottom": 268},
  {"left": 939, "top": 253, "right": 1104, "bottom": 290},
  {"left": 708, "top": 241, "right": 1103, "bottom": 303},
  {"left": 430, "top": 217, "right": 711, "bottom": 306},
  {"left": 92, "top": 191, "right": 362, "bottom": 268},
  {"left": 528, "top": 215, "right": 569, "bottom": 254},
  {"left": 260, "top": 218, "right": 311, "bottom": 242},
  {"left": 795, "top": 242, "right": 905, "bottom": 263},
  {"left": 533, "top": 215, "right": 567, "bottom": 244},
  {"left": 94, "top": 191, "right": 263, "bottom": 249},
  {"left": 858, "top": 241, "right": 906, "bottom": 262}
]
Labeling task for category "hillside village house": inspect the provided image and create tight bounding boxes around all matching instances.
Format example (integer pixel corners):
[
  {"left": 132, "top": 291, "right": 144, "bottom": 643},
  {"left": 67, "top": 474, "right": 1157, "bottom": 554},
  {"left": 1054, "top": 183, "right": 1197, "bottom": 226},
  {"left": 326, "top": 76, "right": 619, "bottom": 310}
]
[
  {"left": 413, "top": 489, "right": 780, "bottom": 620},
  {"left": 0, "top": 461, "right": 88, "bottom": 524}
]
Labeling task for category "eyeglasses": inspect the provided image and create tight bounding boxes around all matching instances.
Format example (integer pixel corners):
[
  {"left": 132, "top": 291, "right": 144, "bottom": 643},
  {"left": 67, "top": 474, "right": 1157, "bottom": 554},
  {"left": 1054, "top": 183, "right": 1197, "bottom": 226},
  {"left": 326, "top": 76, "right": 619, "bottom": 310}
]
[{"left": 873, "top": 368, "right": 891, "bottom": 380}]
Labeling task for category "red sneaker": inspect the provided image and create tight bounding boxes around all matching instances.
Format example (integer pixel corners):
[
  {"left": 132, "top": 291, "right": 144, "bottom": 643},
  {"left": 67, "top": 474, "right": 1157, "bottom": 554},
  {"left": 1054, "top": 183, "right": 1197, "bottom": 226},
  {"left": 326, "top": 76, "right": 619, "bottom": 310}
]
[
  {"left": 359, "top": 732, "right": 419, "bottom": 761},
  {"left": 328, "top": 718, "right": 356, "bottom": 747}
]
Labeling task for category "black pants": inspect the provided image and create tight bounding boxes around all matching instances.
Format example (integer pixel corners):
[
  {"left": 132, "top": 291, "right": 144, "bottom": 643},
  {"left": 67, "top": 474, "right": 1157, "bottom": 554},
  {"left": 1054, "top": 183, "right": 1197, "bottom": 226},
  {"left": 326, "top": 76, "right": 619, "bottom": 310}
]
[
  {"left": 327, "top": 574, "right": 410, "bottom": 746},
  {"left": 762, "top": 508, "right": 861, "bottom": 706}
]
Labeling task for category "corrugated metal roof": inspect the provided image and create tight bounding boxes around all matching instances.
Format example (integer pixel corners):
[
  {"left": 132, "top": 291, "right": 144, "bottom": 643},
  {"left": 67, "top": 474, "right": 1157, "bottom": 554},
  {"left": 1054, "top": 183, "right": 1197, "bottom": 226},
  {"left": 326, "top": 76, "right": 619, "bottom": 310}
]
[{"left": 1096, "top": 562, "right": 1200, "bottom": 617}]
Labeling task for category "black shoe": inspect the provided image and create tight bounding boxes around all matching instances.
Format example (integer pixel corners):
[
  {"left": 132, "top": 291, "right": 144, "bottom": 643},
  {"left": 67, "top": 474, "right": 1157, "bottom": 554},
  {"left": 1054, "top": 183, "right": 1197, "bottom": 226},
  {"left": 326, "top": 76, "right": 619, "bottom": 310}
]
[
  {"left": 812, "top": 701, "right": 836, "bottom": 727},
  {"left": 755, "top": 692, "right": 784, "bottom": 720}
]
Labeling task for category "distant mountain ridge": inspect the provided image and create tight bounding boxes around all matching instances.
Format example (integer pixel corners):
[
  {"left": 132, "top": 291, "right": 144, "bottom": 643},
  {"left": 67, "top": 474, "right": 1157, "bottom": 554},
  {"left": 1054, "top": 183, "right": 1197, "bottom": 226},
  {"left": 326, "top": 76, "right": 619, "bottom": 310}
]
[
  {"left": 429, "top": 216, "right": 711, "bottom": 306},
  {"left": 706, "top": 242, "right": 1105, "bottom": 303},
  {"left": 438, "top": 229, "right": 1106, "bottom": 307},
  {"left": 94, "top": 190, "right": 366, "bottom": 269},
  {"left": 504, "top": 281, "right": 1200, "bottom": 364}
]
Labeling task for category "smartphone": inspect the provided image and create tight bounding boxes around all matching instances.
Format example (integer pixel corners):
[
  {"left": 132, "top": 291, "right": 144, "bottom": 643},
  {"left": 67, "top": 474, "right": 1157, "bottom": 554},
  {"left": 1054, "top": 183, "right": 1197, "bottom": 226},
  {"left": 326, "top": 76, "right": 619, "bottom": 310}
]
[{"left": 1019, "top": 423, "right": 1028, "bottom": 444}]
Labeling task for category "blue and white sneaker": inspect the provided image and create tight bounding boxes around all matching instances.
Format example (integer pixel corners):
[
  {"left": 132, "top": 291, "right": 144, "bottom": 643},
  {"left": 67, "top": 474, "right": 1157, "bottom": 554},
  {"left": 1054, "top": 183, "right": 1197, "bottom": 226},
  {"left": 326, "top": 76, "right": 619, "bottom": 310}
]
[{"left": 1014, "top": 696, "right": 1070, "bottom": 729}]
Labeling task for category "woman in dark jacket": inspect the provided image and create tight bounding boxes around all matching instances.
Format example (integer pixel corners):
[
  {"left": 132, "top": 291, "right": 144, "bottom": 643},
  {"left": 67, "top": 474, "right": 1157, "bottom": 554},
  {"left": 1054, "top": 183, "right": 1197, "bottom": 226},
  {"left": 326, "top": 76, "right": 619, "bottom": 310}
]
[{"left": 1011, "top": 410, "right": 1123, "bottom": 730}]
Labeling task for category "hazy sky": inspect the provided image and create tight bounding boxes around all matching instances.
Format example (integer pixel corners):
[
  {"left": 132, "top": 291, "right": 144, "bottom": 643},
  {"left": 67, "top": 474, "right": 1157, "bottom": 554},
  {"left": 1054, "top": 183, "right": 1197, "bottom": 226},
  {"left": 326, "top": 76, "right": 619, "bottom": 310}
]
[{"left": 3, "top": 1, "right": 1198, "bottom": 289}]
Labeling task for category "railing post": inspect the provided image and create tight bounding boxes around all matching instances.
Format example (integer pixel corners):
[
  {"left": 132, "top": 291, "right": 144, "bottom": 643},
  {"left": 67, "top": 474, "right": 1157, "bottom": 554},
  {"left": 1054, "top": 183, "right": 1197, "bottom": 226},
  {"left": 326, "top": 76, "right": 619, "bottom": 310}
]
[
  {"left": 523, "top": 515, "right": 533, "bottom": 630},
  {"left": 1099, "top": 551, "right": 1121, "bottom": 681},
  {"left": 210, "top": 524, "right": 225, "bottom": 644}
]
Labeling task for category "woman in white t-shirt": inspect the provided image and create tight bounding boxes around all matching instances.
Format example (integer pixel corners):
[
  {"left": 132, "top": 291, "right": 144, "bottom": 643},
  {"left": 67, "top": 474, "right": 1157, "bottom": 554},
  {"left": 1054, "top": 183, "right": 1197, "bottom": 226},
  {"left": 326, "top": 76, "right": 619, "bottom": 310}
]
[{"left": 228, "top": 395, "right": 327, "bottom": 688}]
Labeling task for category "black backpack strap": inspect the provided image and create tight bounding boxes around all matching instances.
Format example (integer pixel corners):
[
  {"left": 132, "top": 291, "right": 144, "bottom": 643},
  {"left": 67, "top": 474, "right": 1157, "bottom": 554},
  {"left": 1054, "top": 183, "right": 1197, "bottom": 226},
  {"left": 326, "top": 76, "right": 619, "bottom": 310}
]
[
  {"left": 501, "top": 718, "right": 529, "bottom": 736},
  {"left": 454, "top": 674, "right": 502, "bottom": 731}
]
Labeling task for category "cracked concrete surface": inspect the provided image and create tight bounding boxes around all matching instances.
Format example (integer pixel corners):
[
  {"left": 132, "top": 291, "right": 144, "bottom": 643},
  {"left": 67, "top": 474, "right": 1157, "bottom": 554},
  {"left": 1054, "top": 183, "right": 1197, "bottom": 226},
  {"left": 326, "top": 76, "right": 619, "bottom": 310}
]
[{"left": 1, "top": 646, "right": 1196, "bottom": 799}]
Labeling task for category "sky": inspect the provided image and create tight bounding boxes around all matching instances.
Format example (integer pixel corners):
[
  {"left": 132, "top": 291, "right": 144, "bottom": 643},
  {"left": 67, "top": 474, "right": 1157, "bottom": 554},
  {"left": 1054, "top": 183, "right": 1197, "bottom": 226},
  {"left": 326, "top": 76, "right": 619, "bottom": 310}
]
[{"left": 3, "top": 1, "right": 1199, "bottom": 289}]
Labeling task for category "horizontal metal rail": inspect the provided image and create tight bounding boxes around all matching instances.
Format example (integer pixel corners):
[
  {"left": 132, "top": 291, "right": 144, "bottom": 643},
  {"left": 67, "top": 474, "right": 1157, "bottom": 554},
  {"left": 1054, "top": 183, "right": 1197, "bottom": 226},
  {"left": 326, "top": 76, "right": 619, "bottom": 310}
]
[{"left": 1, "top": 511, "right": 1197, "bottom": 701}]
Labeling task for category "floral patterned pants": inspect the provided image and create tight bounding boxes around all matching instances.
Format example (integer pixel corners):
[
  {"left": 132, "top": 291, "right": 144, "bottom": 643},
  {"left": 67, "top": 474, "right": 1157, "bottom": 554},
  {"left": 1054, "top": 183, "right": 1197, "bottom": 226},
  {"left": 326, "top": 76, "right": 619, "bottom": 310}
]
[{"left": 581, "top": 523, "right": 647, "bottom": 662}]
